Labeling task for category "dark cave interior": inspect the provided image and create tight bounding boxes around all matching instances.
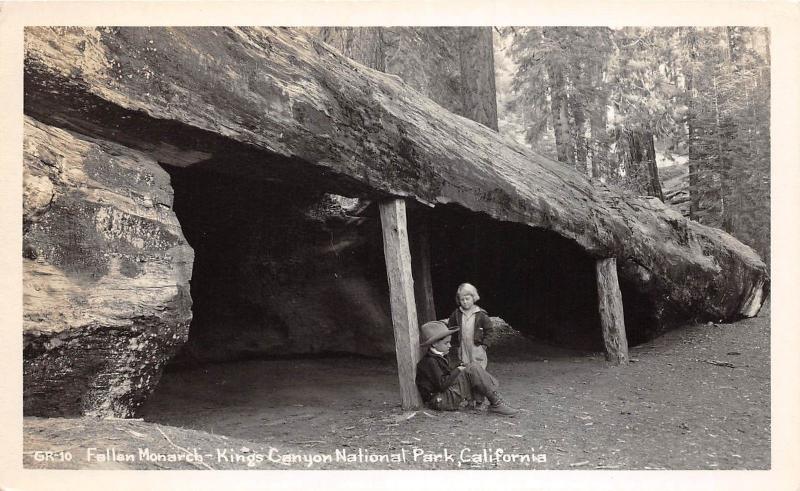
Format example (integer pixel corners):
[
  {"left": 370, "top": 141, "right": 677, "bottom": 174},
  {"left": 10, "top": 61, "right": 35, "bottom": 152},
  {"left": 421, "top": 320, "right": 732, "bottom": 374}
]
[
  {"left": 411, "top": 203, "right": 605, "bottom": 351},
  {"left": 161, "top": 161, "right": 397, "bottom": 364}
]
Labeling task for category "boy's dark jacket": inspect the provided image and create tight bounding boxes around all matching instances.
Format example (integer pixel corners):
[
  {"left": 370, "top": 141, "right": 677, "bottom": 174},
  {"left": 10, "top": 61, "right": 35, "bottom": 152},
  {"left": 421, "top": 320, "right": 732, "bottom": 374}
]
[
  {"left": 415, "top": 349, "right": 461, "bottom": 405},
  {"left": 447, "top": 308, "right": 492, "bottom": 350}
]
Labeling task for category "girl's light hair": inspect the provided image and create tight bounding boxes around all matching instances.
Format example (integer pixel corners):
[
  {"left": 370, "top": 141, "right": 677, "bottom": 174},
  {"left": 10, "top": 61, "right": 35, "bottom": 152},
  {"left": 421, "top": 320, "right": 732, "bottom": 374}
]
[{"left": 455, "top": 283, "right": 480, "bottom": 304}]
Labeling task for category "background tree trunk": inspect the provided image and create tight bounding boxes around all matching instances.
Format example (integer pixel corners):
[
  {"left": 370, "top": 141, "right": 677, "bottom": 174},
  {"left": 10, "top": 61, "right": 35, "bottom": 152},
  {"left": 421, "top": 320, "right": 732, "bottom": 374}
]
[
  {"left": 625, "top": 129, "right": 664, "bottom": 200},
  {"left": 547, "top": 63, "right": 574, "bottom": 165},
  {"left": 570, "top": 91, "right": 588, "bottom": 175},
  {"left": 589, "top": 60, "right": 609, "bottom": 179},
  {"left": 644, "top": 130, "right": 664, "bottom": 201},
  {"left": 686, "top": 29, "right": 701, "bottom": 220},
  {"left": 458, "top": 27, "right": 499, "bottom": 131}
]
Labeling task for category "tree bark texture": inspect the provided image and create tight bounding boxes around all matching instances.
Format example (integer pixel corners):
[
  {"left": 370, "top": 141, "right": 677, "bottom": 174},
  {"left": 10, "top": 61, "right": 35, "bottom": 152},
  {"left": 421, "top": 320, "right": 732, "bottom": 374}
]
[
  {"left": 547, "top": 64, "right": 574, "bottom": 165},
  {"left": 457, "top": 26, "right": 499, "bottom": 131},
  {"left": 23, "top": 116, "right": 194, "bottom": 417},
  {"left": 710, "top": 75, "right": 735, "bottom": 234},
  {"left": 570, "top": 90, "right": 588, "bottom": 174},
  {"left": 589, "top": 60, "right": 609, "bottom": 179},
  {"left": 626, "top": 129, "right": 664, "bottom": 201}
]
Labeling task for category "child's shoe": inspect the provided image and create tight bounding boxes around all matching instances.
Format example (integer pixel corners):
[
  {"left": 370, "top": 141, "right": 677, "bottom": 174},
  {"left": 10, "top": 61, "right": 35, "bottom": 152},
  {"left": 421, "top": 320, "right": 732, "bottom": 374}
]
[{"left": 487, "top": 392, "right": 519, "bottom": 416}]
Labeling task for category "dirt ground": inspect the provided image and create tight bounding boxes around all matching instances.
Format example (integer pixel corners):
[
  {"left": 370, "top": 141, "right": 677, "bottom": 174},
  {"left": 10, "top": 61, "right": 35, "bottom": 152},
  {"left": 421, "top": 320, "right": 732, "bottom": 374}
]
[{"left": 24, "top": 302, "right": 769, "bottom": 470}]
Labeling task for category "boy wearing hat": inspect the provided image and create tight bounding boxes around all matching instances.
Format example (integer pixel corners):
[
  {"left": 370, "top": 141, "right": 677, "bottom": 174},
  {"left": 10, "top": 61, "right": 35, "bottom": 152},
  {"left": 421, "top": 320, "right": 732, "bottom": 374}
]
[{"left": 415, "top": 321, "right": 519, "bottom": 416}]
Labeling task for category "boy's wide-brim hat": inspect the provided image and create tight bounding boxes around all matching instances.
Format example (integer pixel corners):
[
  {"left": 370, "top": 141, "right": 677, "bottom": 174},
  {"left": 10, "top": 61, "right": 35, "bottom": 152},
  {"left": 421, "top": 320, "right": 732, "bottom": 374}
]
[{"left": 419, "top": 321, "right": 460, "bottom": 347}]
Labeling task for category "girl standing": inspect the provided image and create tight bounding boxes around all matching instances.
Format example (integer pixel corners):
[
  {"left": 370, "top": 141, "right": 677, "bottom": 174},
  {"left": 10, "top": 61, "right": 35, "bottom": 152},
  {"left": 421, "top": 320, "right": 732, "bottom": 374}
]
[{"left": 447, "top": 283, "right": 493, "bottom": 369}]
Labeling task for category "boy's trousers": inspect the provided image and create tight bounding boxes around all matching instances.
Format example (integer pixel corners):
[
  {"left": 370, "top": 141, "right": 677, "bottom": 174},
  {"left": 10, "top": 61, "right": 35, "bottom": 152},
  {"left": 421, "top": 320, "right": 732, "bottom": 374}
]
[{"left": 432, "top": 362, "right": 499, "bottom": 411}]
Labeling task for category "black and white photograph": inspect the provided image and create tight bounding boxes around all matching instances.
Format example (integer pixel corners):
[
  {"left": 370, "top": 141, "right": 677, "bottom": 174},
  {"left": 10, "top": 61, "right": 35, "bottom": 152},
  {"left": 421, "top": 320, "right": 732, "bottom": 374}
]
[{"left": 2, "top": 2, "right": 799, "bottom": 490}]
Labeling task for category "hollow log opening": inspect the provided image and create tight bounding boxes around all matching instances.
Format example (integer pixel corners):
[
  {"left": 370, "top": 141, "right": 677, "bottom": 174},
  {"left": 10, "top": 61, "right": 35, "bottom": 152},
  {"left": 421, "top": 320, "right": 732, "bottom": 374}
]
[
  {"left": 413, "top": 204, "right": 607, "bottom": 351},
  {"left": 160, "top": 160, "right": 397, "bottom": 365}
]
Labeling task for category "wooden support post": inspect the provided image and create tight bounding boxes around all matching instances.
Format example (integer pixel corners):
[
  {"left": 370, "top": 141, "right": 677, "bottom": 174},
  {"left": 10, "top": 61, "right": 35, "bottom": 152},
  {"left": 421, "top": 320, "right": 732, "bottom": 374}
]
[
  {"left": 412, "top": 220, "right": 436, "bottom": 325},
  {"left": 379, "top": 198, "right": 423, "bottom": 409},
  {"left": 595, "top": 258, "right": 629, "bottom": 365}
]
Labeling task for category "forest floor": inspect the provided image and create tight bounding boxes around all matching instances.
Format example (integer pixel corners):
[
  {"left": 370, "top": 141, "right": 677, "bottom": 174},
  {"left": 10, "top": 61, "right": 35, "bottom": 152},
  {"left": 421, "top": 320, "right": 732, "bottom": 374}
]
[{"left": 23, "top": 302, "right": 770, "bottom": 470}]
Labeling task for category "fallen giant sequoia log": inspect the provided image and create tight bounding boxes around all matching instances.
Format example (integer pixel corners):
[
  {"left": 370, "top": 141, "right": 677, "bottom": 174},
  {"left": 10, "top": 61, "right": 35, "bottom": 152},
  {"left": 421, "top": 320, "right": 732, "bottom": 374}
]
[
  {"left": 23, "top": 27, "right": 768, "bottom": 416},
  {"left": 23, "top": 117, "right": 194, "bottom": 416}
]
